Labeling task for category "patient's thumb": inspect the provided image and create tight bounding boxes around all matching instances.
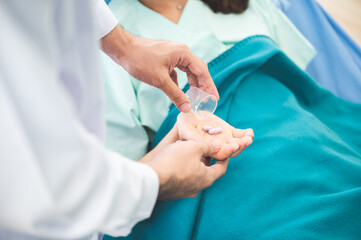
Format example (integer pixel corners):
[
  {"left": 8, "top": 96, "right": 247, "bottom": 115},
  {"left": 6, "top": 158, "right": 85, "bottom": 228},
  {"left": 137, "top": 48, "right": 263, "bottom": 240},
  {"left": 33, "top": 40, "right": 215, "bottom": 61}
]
[{"left": 162, "top": 77, "right": 191, "bottom": 113}]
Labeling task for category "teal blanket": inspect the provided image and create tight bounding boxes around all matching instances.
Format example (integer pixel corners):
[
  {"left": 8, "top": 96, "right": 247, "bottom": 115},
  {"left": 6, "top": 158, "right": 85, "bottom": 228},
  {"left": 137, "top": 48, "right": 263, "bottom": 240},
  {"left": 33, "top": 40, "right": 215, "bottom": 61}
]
[{"left": 106, "top": 36, "right": 361, "bottom": 239}]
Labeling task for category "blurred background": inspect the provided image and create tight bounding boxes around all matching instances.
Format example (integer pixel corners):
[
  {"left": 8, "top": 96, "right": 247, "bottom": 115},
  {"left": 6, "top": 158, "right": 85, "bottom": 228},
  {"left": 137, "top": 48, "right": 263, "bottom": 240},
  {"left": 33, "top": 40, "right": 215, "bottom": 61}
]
[{"left": 317, "top": 0, "right": 361, "bottom": 46}]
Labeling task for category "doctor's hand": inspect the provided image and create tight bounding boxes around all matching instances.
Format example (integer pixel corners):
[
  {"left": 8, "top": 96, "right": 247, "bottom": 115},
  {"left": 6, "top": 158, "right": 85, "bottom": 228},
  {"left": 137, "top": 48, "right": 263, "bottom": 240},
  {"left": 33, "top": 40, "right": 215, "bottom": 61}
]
[
  {"left": 101, "top": 25, "right": 218, "bottom": 113},
  {"left": 177, "top": 112, "right": 254, "bottom": 160},
  {"left": 141, "top": 140, "right": 229, "bottom": 200}
]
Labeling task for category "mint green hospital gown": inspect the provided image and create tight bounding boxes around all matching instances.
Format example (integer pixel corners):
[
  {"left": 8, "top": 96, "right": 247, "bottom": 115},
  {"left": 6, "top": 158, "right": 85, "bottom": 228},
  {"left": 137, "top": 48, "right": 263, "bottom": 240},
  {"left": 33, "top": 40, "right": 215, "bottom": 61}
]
[{"left": 101, "top": 0, "right": 316, "bottom": 160}]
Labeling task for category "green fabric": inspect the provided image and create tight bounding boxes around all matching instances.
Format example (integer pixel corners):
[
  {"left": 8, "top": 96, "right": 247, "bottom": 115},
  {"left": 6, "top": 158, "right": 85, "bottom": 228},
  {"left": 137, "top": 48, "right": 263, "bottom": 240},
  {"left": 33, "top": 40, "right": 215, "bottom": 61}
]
[
  {"left": 105, "top": 36, "right": 361, "bottom": 239},
  {"left": 103, "top": 0, "right": 316, "bottom": 160}
]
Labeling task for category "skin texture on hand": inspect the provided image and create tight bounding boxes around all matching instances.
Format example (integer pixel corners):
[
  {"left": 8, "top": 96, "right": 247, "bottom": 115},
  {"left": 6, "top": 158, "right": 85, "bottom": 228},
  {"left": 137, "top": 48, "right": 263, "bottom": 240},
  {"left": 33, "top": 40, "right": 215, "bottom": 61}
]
[
  {"left": 177, "top": 112, "right": 254, "bottom": 160},
  {"left": 142, "top": 140, "right": 229, "bottom": 200},
  {"left": 139, "top": 113, "right": 254, "bottom": 200},
  {"left": 139, "top": 125, "right": 228, "bottom": 200},
  {"left": 100, "top": 25, "right": 219, "bottom": 113}
]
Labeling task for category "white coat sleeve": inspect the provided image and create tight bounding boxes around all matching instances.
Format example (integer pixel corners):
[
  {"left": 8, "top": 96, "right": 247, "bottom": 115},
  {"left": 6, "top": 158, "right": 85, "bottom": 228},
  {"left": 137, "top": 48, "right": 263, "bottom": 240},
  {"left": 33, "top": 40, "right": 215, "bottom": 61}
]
[
  {"left": 0, "top": 77, "right": 159, "bottom": 239},
  {"left": 0, "top": 1, "right": 158, "bottom": 238},
  {"left": 93, "top": 0, "right": 118, "bottom": 39},
  {"left": 0, "top": 80, "right": 159, "bottom": 238}
]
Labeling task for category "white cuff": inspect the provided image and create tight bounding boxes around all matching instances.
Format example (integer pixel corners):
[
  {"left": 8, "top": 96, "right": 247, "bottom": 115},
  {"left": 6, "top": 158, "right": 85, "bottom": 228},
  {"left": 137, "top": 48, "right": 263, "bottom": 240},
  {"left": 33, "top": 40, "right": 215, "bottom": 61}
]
[
  {"left": 101, "top": 153, "right": 160, "bottom": 237},
  {"left": 93, "top": 0, "right": 118, "bottom": 39},
  {"left": 118, "top": 162, "right": 159, "bottom": 236},
  {"left": 133, "top": 163, "right": 160, "bottom": 220}
]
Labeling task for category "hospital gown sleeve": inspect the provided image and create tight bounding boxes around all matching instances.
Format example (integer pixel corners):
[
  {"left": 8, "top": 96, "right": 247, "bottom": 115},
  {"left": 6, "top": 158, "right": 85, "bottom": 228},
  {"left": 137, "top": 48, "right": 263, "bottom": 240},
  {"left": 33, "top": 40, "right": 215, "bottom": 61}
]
[
  {"left": 0, "top": 1, "right": 158, "bottom": 238},
  {"left": 93, "top": 0, "right": 118, "bottom": 39}
]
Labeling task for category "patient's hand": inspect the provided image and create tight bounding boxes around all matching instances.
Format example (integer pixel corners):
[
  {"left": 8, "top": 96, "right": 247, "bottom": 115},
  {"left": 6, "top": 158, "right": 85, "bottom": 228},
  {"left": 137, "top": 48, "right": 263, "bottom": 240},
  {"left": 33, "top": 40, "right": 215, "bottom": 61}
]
[{"left": 177, "top": 112, "right": 254, "bottom": 160}]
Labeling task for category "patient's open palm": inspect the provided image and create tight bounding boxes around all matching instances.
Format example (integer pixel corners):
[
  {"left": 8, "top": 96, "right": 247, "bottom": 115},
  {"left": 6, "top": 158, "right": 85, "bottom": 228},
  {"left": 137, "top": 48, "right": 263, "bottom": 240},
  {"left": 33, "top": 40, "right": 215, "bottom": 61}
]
[{"left": 177, "top": 112, "right": 254, "bottom": 160}]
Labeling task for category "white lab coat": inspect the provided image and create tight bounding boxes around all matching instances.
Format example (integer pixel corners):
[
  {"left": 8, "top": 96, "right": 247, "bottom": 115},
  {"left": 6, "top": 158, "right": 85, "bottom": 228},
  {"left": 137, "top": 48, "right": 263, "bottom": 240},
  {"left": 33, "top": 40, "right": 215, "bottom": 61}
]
[{"left": 0, "top": 0, "right": 158, "bottom": 239}]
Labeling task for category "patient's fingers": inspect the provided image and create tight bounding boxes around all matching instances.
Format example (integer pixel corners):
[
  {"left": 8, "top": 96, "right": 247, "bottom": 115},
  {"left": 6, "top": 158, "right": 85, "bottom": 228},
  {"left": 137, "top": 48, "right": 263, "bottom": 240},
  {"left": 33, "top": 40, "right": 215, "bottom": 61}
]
[
  {"left": 211, "top": 135, "right": 253, "bottom": 159},
  {"left": 230, "top": 136, "right": 253, "bottom": 158},
  {"left": 213, "top": 142, "right": 240, "bottom": 160},
  {"left": 233, "top": 128, "right": 254, "bottom": 139}
]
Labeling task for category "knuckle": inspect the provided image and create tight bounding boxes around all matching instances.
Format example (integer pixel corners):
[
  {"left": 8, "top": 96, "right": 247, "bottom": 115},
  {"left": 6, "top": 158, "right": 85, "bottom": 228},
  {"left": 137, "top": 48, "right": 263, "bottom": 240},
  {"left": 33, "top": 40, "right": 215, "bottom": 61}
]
[
  {"left": 199, "top": 70, "right": 210, "bottom": 79},
  {"left": 153, "top": 74, "right": 167, "bottom": 89},
  {"left": 152, "top": 80, "right": 161, "bottom": 89},
  {"left": 176, "top": 44, "right": 191, "bottom": 58},
  {"left": 200, "top": 59, "right": 207, "bottom": 67},
  {"left": 179, "top": 43, "right": 190, "bottom": 51},
  {"left": 205, "top": 178, "right": 214, "bottom": 188}
]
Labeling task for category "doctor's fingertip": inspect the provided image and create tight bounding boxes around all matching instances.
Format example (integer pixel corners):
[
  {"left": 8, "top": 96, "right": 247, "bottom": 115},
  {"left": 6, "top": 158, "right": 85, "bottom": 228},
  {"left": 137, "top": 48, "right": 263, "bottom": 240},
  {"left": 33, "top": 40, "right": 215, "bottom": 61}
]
[{"left": 179, "top": 102, "right": 191, "bottom": 112}]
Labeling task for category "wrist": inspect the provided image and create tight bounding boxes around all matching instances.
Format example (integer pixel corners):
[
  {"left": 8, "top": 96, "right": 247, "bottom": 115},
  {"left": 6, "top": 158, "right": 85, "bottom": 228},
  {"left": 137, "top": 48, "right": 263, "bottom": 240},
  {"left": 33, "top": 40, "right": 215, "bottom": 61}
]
[
  {"left": 100, "top": 24, "right": 135, "bottom": 67},
  {"left": 144, "top": 160, "right": 170, "bottom": 200}
]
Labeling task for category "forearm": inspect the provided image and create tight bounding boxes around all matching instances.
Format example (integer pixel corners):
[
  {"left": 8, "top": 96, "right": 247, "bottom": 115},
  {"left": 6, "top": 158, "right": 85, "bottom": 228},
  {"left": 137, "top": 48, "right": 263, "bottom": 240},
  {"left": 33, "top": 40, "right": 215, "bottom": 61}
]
[{"left": 100, "top": 24, "right": 135, "bottom": 67}]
